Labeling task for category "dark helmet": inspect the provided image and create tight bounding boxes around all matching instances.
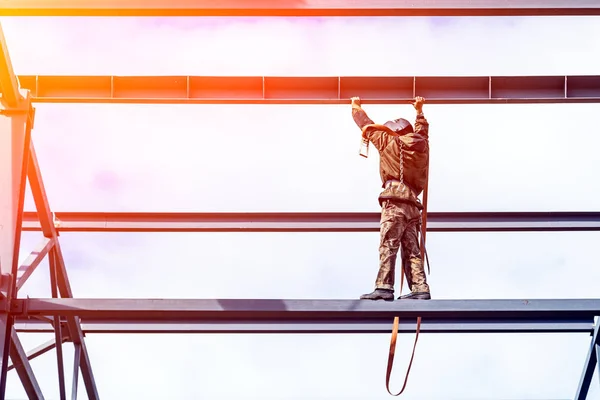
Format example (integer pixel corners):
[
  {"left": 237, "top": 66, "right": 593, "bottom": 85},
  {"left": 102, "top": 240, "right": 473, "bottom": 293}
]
[{"left": 384, "top": 118, "right": 413, "bottom": 135}]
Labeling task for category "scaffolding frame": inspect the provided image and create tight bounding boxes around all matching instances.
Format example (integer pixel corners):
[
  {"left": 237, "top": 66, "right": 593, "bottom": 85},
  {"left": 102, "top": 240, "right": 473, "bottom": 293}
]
[{"left": 0, "top": 3, "right": 599, "bottom": 400}]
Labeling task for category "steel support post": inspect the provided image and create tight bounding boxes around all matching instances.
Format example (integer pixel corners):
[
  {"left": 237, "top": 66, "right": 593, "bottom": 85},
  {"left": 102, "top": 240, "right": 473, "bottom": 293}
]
[
  {"left": 27, "top": 142, "right": 99, "bottom": 399},
  {"left": 0, "top": 0, "right": 599, "bottom": 17},
  {"left": 15, "top": 75, "right": 600, "bottom": 105},
  {"left": 0, "top": 20, "right": 33, "bottom": 396},
  {"left": 49, "top": 249, "right": 67, "bottom": 400},
  {"left": 575, "top": 319, "right": 600, "bottom": 400},
  {"left": 71, "top": 344, "right": 80, "bottom": 400}
]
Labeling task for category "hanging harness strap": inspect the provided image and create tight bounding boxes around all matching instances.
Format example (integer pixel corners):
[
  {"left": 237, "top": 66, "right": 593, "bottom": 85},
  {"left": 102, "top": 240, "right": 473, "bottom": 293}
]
[
  {"left": 386, "top": 316, "right": 422, "bottom": 396},
  {"left": 384, "top": 134, "right": 430, "bottom": 396}
]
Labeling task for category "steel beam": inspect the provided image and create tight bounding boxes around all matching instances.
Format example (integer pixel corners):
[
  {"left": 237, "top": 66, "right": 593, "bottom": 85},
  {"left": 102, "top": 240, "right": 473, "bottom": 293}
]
[
  {"left": 574, "top": 320, "right": 600, "bottom": 400},
  {"left": 11, "top": 319, "right": 597, "bottom": 335},
  {"left": 8, "top": 328, "right": 45, "bottom": 400},
  {"left": 16, "top": 75, "right": 600, "bottom": 105},
  {"left": 0, "top": 0, "right": 599, "bottom": 17},
  {"left": 20, "top": 211, "right": 600, "bottom": 233},
  {"left": 10, "top": 298, "right": 600, "bottom": 321}
]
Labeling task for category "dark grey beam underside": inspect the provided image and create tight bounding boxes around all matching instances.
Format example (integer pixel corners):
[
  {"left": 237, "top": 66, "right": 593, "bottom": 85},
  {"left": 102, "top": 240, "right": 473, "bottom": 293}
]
[
  {"left": 21, "top": 211, "right": 600, "bottom": 233},
  {"left": 13, "top": 319, "right": 597, "bottom": 334}
]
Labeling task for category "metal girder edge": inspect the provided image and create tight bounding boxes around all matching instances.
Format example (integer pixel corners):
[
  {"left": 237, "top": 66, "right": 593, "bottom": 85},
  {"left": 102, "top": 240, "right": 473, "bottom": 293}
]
[{"left": 0, "top": 0, "right": 600, "bottom": 17}]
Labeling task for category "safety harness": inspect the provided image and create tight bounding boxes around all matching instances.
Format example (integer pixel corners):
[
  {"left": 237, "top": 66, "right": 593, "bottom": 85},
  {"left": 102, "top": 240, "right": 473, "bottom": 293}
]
[
  {"left": 385, "top": 151, "right": 429, "bottom": 397},
  {"left": 361, "top": 122, "right": 429, "bottom": 396}
]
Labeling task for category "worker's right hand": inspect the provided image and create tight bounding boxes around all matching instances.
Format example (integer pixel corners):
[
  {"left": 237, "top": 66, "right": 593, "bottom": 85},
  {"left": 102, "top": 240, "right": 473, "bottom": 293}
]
[
  {"left": 351, "top": 96, "right": 361, "bottom": 107},
  {"left": 413, "top": 96, "right": 425, "bottom": 113}
]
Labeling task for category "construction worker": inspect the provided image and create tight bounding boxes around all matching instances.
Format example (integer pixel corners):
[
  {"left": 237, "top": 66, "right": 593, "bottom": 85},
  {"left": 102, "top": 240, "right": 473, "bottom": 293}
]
[{"left": 351, "top": 96, "right": 431, "bottom": 301}]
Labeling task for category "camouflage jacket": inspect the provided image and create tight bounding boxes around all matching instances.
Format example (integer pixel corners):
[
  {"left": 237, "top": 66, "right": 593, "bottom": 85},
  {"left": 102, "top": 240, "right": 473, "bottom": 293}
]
[{"left": 352, "top": 106, "right": 429, "bottom": 207}]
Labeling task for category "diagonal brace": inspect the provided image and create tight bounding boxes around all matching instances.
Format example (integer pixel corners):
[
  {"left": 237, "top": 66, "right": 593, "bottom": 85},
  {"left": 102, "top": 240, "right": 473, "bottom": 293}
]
[
  {"left": 16, "top": 237, "right": 54, "bottom": 292},
  {"left": 574, "top": 317, "right": 600, "bottom": 399},
  {"left": 0, "top": 23, "right": 21, "bottom": 108},
  {"left": 28, "top": 140, "right": 99, "bottom": 400},
  {"left": 9, "top": 327, "right": 44, "bottom": 399},
  {"left": 8, "top": 336, "right": 68, "bottom": 371}
]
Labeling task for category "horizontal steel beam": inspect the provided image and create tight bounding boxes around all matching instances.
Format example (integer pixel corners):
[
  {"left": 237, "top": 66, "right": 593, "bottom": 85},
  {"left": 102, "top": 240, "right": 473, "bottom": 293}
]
[
  {"left": 21, "top": 211, "right": 600, "bottom": 233},
  {"left": 13, "top": 319, "right": 597, "bottom": 334},
  {"left": 9, "top": 298, "right": 600, "bottom": 321},
  {"left": 0, "top": 0, "right": 599, "bottom": 17},
  {"left": 16, "top": 75, "right": 600, "bottom": 105}
]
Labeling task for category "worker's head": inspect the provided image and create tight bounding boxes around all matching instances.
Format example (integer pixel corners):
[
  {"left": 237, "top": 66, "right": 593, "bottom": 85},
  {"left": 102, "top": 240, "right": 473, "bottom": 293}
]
[{"left": 384, "top": 118, "right": 414, "bottom": 136}]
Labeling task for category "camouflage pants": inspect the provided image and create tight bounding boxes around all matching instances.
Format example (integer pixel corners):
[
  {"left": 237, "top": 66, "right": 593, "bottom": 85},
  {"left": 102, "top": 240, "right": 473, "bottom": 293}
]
[{"left": 375, "top": 199, "right": 430, "bottom": 293}]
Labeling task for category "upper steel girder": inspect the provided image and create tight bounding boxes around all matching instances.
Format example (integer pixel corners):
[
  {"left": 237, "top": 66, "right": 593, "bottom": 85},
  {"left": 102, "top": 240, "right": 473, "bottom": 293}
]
[
  {"left": 15, "top": 75, "right": 600, "bottom": 104},
  {"left": 0, "top": 0, "right": 599, "bottom": 17}
]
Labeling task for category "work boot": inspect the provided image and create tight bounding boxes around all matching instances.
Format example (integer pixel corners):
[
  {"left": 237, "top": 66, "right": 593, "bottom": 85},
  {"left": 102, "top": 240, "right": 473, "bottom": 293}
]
[
  {"left": 360, "top": 288, "right": 394, "bottom": 301},
  {"left": 397, "top": 292, "right": 431, "bottom": 300}
]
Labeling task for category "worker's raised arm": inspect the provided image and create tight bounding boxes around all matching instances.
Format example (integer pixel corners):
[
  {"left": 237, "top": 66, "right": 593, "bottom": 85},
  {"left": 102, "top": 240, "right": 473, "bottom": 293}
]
[
  {"left": 413, "top": 96, "right": 429, "bottom": 140},
  {"left": 400, "top": 96, "right": 429, "bottom": 153},
  {"left": 351, "top": 97, "right": 389, "bottom": 152}
]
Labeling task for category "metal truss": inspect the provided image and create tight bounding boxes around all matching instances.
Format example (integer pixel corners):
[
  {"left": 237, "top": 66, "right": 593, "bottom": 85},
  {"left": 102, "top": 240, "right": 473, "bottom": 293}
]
[
  {"left": 1, "top": 5, "right": 600, "bottom": 400},
  {"left": 15, "top": 75, "right": 600, "bottom": 104},
  {"left": 0, "top": 0, "right": 599, "bottom": 17}
]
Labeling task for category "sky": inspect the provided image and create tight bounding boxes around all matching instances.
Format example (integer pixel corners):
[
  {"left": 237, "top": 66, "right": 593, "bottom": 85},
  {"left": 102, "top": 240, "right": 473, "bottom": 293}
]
[{"left": 1, "top": 13, "right": 600, "bottom": 400}]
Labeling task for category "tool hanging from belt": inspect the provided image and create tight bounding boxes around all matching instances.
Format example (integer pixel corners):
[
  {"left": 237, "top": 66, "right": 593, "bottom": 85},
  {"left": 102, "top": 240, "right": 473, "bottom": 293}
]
[{"left": 385, "top": 135, "right": 430, "bottom": 397}]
